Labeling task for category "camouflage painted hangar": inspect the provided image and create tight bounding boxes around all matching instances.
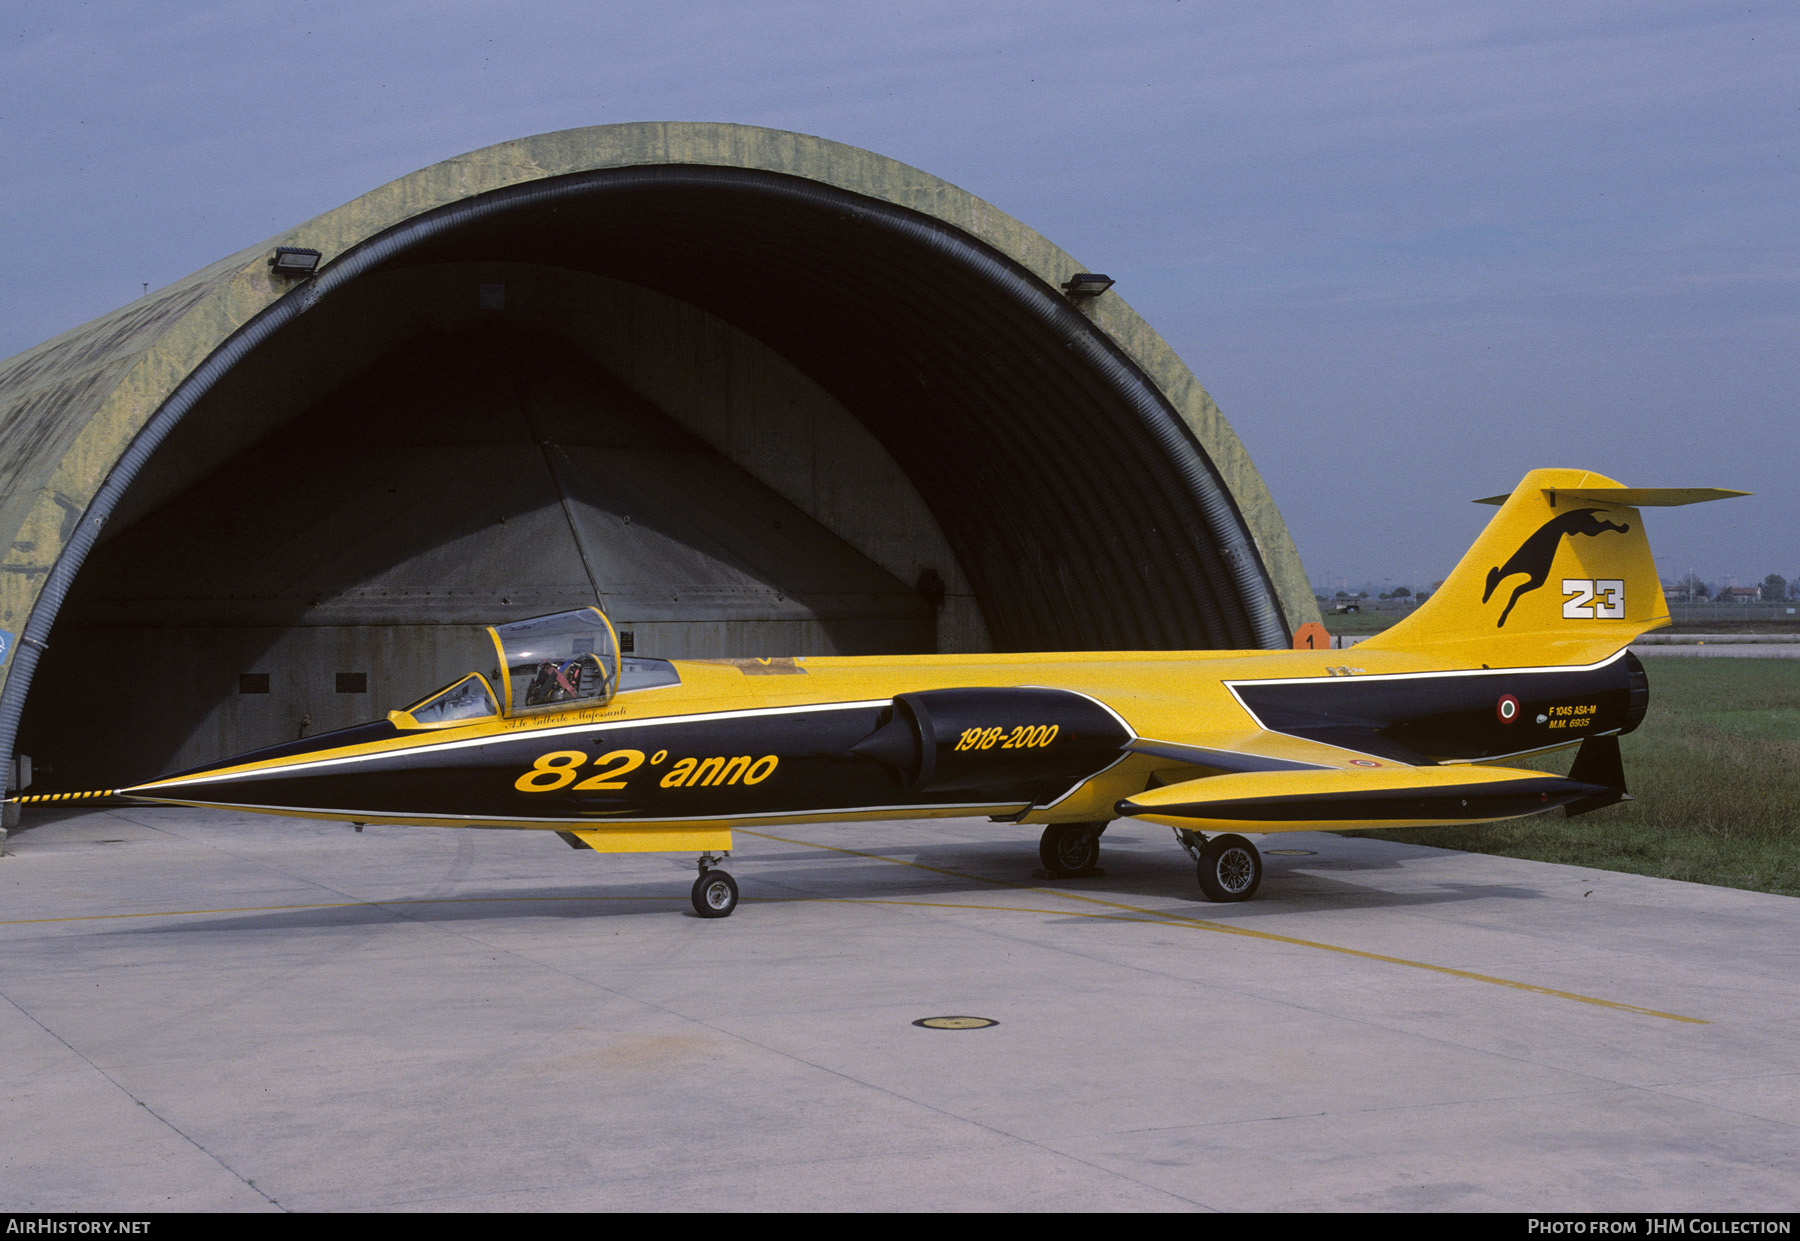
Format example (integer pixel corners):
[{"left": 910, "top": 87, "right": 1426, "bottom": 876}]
[{"left": 0, "top": 122, "right": 1320, "bottom": 813}]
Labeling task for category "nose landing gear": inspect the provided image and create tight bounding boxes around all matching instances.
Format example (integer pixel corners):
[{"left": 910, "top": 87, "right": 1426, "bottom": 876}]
[{"left": 691, "top": 853, "right": 739, "bottom": 917}]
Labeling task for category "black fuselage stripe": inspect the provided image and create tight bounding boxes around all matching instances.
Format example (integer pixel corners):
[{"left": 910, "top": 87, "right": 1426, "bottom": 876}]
[
  {"left": 136, "top": 796, "right": 1030, "bottom": 825},
  {"left": 1224, "top": 656, "right": 1636, "bottom": 765}
]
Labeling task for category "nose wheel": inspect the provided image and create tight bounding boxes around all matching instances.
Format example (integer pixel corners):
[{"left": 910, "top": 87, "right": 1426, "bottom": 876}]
[{"left": 691, "top": 854, "right": 739, "bottom": 918}]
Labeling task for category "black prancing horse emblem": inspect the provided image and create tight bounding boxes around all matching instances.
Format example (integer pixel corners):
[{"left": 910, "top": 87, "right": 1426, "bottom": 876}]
[{"left": 1483, "top": 508, "right": 1630, "bottom": 627}]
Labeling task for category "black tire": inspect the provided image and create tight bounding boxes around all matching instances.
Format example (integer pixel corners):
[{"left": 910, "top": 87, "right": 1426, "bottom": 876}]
[
  {"left": 1196, "top": 834, "right": 1262, "bottom": 902},
  {"left": 691, "top": 869, "right": 739, "bottom": 918},
  {"left": 1038, "top": 823, "right": 1103, "bottom": 875}
]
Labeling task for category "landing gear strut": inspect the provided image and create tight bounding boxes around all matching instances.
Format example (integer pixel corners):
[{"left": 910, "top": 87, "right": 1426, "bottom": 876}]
[
  {"left": 690, "top": 853, "right": 738, "bottom": 918},
  {"left": 1038, "top": 822, "right": 1107, "bottom": 877},
  {"left": 1174, "top": 829, "right": 1263, "bottom": 902}
]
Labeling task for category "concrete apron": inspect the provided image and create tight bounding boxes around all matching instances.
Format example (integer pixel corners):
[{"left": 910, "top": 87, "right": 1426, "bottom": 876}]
[{"left": 2, "top": 806, "right": 1796, "bottom": 1211}]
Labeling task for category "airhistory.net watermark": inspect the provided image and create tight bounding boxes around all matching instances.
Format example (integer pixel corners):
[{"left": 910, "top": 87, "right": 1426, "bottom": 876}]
[{"left": 5, "top": 1223, "right": 150, "bottom": 1235}]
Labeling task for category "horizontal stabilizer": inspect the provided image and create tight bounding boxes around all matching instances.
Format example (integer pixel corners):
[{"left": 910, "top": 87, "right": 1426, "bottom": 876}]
[
  {"left": 1116, "top": 764, "right": 1609, "bottom": 833},
  {"left": 1475, "top": 487, "right": 1750, "bottom": 507}
]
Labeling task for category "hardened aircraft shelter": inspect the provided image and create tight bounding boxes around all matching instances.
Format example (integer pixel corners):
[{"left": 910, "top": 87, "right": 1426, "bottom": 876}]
[{"left": 0, "top": 121, "right": 1317, "bottom": 803}]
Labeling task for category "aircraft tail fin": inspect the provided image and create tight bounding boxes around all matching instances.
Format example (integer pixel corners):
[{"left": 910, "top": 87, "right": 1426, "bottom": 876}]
[{"left": 1359, "top": 470, "right": 1747, "bottom": 662}]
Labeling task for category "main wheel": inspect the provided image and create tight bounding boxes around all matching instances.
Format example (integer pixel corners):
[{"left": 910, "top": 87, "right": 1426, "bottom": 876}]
[
  {"left": 691, "top": 869, "right": 739, "bottom": 918},
  {"left": 1196, "top": 834, "right": 1262, "bottom": 902},
  {"left": 1038, "top": 823, "right": 1103, "bottom": 875}
]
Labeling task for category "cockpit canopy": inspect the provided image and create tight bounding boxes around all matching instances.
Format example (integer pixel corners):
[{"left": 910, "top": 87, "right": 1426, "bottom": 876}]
[
  {"left": 489, "top": 607, "right": 621, "bottom": 716},
  {"left": 390, "top": 607, "right": 678, "bottom": 730}
]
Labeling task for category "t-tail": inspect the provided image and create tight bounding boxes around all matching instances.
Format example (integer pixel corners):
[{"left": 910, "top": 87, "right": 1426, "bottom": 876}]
[{"left": 1359, "top": 469, "right": 1747, "bottom": 667}]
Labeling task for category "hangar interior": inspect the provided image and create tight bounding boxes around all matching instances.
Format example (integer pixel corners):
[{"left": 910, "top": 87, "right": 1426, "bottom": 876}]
[
  {"left": 20, "top": 263, "right": 980, "bottom": 787},
  {"left": 5, "top": 151, "right": 1304, "bottom": 794}
]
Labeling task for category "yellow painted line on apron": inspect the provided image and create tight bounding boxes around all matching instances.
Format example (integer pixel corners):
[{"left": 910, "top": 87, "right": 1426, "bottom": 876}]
[
  {"left": 760, "top": 896, "right": 1169, "bottom": 924},
  {"left": 741, "top": 829, "right": 1707, "bottom": 1025}
]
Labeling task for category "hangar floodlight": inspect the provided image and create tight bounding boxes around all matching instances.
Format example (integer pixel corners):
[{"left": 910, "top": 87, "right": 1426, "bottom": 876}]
[
  {"left": 1060, "top": 272, "right": 1114, "bottom": 298},
  {"left": 269, "top": 247, "right": 323, "bottom": 278}
]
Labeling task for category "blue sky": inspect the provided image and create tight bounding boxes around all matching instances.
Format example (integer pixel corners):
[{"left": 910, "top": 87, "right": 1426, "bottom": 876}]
[{"left": 3, "top": 1, "right": 1794, "bottom": 590}]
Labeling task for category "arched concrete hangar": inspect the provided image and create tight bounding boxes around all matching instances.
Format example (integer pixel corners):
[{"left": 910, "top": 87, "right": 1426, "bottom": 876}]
[{"left": 0, "top": 122, "right": 1321, "bottom": 797}]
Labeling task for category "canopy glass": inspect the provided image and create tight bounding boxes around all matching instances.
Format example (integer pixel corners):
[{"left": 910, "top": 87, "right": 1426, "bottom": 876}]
[
  {"left": 389, "top": 608, "right": 681, "bottom": 730},
  {"left": 488, "top": 607, "right": 621, "bottom": 716}
]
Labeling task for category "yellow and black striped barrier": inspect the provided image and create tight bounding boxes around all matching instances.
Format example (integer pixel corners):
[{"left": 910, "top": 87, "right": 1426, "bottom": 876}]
[{"left": 12, "top": 789, "right": 119, "bottom": 804}]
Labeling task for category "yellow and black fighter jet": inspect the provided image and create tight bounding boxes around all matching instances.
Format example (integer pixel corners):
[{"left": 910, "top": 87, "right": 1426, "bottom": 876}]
[{"left": 94, "top": 469, "right": 1741, "bottom": 917}]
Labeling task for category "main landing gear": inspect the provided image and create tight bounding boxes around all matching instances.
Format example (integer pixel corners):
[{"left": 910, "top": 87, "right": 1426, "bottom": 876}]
[
  {"left": 1174, "top": 829, "right": 1263, "bottom": 902},
  {"left": 1037, "top": 822, "right": 1107, "bottom": 877},
  {"left": 691, "top": 853, "right": 738, "bottom": 918},
  {"left": 1039, "top": 822, "right": 1263, "bottom": 900}
]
